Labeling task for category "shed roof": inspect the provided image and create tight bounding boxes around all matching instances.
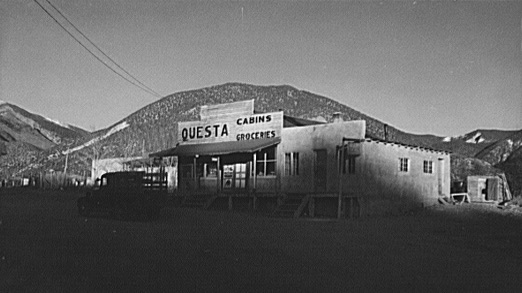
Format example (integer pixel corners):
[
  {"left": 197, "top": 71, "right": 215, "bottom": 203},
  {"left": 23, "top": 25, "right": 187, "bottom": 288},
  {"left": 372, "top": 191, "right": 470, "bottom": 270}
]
[{"left": 149, "top": 137, "right": 281, "bottom": 157}]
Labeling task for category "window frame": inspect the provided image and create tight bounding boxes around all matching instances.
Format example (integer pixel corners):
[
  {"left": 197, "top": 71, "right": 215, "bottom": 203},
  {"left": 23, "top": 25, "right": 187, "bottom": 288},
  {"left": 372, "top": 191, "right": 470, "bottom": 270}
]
[
  {"left": 255, "top": 146, "right": 277, "bottom": 177},
  {"left": 423, "top": 160, "right": 433, "bottom": 174},
  {"left": 343, "top": 155, "right": 356, "bottom": 174},
  {"left": 399, "top": 157, "right": 409, "bottom": 172},
  {"left": 285, "top": 152, "right": 300, "bottom": 176}
]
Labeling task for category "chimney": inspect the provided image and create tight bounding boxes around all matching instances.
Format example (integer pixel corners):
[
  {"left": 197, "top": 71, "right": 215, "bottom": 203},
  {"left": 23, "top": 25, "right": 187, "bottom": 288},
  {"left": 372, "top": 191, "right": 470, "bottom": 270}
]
[{"left": 332, "top": 112, "right": 343, "bottom": 123}]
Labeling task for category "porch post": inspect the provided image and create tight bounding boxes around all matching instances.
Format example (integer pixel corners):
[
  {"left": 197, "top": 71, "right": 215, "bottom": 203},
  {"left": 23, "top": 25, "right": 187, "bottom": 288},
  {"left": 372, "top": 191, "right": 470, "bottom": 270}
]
[
  {"left": 337, "top": 141, "right": 345, "bottom": 219},
  {"left": 216, "top": 157, "right": 221, "bottom": 194},
  {"left": 193, "top": 155, "right": 198, "bottom": 191},
  {"left": 253, "top": 153, "right": 257, "bottom": 190}
]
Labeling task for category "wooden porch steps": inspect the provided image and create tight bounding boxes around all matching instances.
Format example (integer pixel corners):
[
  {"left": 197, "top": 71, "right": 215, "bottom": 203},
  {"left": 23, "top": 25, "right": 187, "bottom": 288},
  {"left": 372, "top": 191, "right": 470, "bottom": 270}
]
[{"left": 273, "top": 194, "right": 310, "bottom": 218}]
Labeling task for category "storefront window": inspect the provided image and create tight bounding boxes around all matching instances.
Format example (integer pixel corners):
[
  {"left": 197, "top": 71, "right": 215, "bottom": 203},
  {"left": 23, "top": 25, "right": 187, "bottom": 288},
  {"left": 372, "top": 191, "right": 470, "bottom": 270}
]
[{"left": 256, "top": 147, "right": 276, "bottom": 176}]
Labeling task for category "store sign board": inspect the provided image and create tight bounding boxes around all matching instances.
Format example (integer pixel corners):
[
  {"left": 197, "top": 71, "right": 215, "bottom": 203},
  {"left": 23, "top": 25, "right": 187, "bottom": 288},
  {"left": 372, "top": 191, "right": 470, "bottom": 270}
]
[
  {"left": 178, "top": 112, "right": 283, "bottom": 145},
  {"left": 200, "top": 100, "right": 254, "bottom": 120}
]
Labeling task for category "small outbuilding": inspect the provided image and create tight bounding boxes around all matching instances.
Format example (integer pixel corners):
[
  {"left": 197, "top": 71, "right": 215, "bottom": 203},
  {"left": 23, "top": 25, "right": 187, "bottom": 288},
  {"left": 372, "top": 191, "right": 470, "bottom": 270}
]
[{"left": 467, "top": 174, "right": 512, "bottom": 203}]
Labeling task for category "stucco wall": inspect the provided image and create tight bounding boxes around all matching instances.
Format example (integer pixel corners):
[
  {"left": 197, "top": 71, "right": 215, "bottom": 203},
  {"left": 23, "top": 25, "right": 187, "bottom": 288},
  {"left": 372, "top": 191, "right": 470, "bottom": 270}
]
[
  {"left": 92, "top": 157, "right": 143, "bottom": 180},
  {"left": 351, "top": 141, "right": 450, "bottom": 216},
  {"left": 279, "top": 121, "right": 450, "bottom": 215},
  {"left": 279, "top": 120, "right": 366, "bottom": 193}
]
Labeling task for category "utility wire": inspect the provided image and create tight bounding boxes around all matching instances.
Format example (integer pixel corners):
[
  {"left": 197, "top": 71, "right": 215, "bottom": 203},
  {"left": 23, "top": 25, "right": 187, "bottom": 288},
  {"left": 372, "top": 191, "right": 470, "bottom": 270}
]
[
  {"left": 42, "top": 0, "right": 162, "bottom": 98},
  {"left": 33, "top": 0, "right": 163, "bottom": 98}
]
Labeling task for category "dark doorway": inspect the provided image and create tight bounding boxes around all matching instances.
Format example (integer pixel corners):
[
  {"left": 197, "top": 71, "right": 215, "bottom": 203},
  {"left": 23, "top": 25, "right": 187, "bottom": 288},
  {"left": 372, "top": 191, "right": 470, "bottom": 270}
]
[{"left": 486, "top": 178, "right": 499, "bottom": 201}]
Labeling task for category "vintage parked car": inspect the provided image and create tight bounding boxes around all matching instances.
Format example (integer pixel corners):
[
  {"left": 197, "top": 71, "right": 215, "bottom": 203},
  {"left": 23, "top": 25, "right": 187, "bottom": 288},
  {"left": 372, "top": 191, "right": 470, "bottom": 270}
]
[{"left": 77, "top": 171, "right": 168, "bottom": 220}]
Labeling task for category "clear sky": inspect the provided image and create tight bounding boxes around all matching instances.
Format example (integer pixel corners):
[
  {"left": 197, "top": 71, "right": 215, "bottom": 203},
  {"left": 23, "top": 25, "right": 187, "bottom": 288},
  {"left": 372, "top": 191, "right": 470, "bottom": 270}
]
[{"left": 1, "top": 0, "right": 521, "bottom": 136}]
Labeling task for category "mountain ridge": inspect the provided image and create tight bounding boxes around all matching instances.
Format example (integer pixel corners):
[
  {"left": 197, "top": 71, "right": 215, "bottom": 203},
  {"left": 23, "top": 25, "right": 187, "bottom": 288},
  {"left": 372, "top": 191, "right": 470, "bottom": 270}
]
[
  {"left": 0, "top": 102, "right": 90, "bottom": 177},
  {"left": 1, "top": 83, "right": 520, "bottom": 195}
]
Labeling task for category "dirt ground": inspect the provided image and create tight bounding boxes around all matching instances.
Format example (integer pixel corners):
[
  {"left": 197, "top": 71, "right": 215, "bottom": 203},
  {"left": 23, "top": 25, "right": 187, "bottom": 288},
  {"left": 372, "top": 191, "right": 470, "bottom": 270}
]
[{"left": 1, "top": 189, "right": 522, "bottom": 292}]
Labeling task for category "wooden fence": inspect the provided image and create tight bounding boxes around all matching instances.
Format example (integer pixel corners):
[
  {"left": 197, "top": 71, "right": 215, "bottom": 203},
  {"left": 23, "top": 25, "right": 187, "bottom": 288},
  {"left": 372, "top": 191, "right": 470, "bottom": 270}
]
[{"left": 0, "top": 172, "right": 89, "bottom": 190}]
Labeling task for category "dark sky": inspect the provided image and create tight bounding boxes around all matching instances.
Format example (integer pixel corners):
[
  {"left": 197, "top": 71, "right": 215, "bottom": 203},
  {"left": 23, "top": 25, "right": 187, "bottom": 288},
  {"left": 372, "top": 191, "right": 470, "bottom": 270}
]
[{"left": 1, "top": 0, "right": 521, "bottom": 136}]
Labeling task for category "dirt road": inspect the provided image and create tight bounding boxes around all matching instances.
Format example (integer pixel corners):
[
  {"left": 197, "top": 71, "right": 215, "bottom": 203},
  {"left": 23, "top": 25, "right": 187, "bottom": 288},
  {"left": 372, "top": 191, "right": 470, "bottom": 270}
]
[{"left": 1, "top": 189, "right": 522, "bottom": 292}]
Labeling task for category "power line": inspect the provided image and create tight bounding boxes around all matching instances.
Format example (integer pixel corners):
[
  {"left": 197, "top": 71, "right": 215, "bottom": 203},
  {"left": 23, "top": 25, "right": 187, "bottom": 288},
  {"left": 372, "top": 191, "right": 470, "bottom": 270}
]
[
  {"left": 42, "top": 0, "right": 162, "bottom": 98},
  {"left": 33, "top": 0, "right": 163, "bottom": 98}
]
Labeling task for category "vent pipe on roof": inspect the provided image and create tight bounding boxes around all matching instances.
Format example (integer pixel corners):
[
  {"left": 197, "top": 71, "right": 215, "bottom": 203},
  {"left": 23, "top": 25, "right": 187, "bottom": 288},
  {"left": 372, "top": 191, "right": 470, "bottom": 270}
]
[{"left": 332, "top": 112, "right": 343, "bottom": 123}]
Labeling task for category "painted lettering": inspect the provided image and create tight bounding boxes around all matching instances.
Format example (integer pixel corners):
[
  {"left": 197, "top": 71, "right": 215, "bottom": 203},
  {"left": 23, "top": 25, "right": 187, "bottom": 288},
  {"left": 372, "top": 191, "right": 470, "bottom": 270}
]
[
  {"left": 236, "top": 114, "right": 273, "bottom": 125},
  {"left": 197, "top": 126, "right": 203, "bottom": 139},
  {"left": 181, "top": 128, "right": 188, "bottom": 141},
  {"left": 189, "top": 127, "right": 196, "bottom": 139},
  {"left": 181, "top": 123, "right": 229, "bottom": 141},
  {"left": 236, "top": 130, "right": 277, "bottom": 141},
  {"left": 221, "top": 124, "right": 229, "bottom": 136}
]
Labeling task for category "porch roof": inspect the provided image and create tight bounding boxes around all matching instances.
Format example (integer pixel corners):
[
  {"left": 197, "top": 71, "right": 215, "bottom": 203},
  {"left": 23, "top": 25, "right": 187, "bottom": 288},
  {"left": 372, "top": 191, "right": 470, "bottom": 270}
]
[{"left": 149, "top": 137, "right": 281, "bottom": 158}]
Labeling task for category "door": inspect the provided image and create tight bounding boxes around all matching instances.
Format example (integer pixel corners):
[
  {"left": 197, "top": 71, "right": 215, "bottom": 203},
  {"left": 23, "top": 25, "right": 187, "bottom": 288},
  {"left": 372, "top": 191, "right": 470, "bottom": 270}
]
[
  {"left": 477, "top": 178, "right": 487, "bottom": 201},
  {"left": 486, "top": 178, "right": 499, "bottom": 201},
  {"left": 314, "top": 149, "right": 327, "bottom": 192},
  {"left": 437, "top": 158, "right": 445, "bottom": 195},
  {"left": 222, "top": 163, "right": 247, "bottom": 189},
  {"left": 234, "top": 163, "right": 247, "bottom": 189}
]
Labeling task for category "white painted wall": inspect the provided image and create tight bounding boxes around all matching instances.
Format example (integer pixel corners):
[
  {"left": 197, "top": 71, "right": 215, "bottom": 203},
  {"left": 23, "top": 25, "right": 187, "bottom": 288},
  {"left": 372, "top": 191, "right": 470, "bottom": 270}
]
[{"left": 278, "top": 120, "right": 450, "bottom": 215}]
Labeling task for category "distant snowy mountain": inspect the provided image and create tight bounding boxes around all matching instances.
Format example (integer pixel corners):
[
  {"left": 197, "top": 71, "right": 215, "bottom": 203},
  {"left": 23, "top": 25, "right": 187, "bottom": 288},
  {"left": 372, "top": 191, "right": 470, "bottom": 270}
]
[{"left": 442, "top": 129, "right": 517, "bottom": 143}]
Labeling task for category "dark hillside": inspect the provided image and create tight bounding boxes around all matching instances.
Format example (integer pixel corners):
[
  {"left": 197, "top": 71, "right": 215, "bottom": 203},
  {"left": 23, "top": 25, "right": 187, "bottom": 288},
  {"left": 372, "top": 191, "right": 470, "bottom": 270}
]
[
  {"left": 0, "top": 103, "right": 89, "bottom": 147},
  {"left": 475, "top": 130, "right": 522, "bottom": 165},
  {"left": 2, "top": 83, "right": 520, "bottom": 191},
  {"left": 457, "top": 129, "right": 518, "bottom": 144},
  {"left": 0, "top": 102, "right": 90, "bottom": 178},
  {"left": 424, "top": 129, "right": 520, "bottom": 158},
  {"left": 121, "top": 83, "right": 449, "bottom": 150},
  {"left": 4, "top": 103, "right": 89, "bottom": 139},
  {"left": 7, "top": 83, "right": 427, "bottom": 177},
  {"left": 450, "top": 155, "right": 501, "bottom": 182},
  {"left": 497, "top": 147, "right": 522, "bottom": 197},
  {"left": 0, "top": 140, "right": 6, "bottom": 155}
]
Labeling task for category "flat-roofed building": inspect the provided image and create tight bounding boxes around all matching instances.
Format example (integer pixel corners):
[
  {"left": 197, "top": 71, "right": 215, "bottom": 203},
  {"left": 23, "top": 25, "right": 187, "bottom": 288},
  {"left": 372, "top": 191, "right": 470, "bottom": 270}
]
[{"left": 151, "top": 100, "right": 450, "bottom": 218}]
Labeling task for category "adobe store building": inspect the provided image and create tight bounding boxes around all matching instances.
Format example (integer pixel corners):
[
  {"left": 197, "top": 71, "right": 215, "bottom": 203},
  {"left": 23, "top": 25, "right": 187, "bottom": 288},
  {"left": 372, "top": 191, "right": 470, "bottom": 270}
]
[{"left": 150, "top": 100, "right": 450, "bottom": 218}]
